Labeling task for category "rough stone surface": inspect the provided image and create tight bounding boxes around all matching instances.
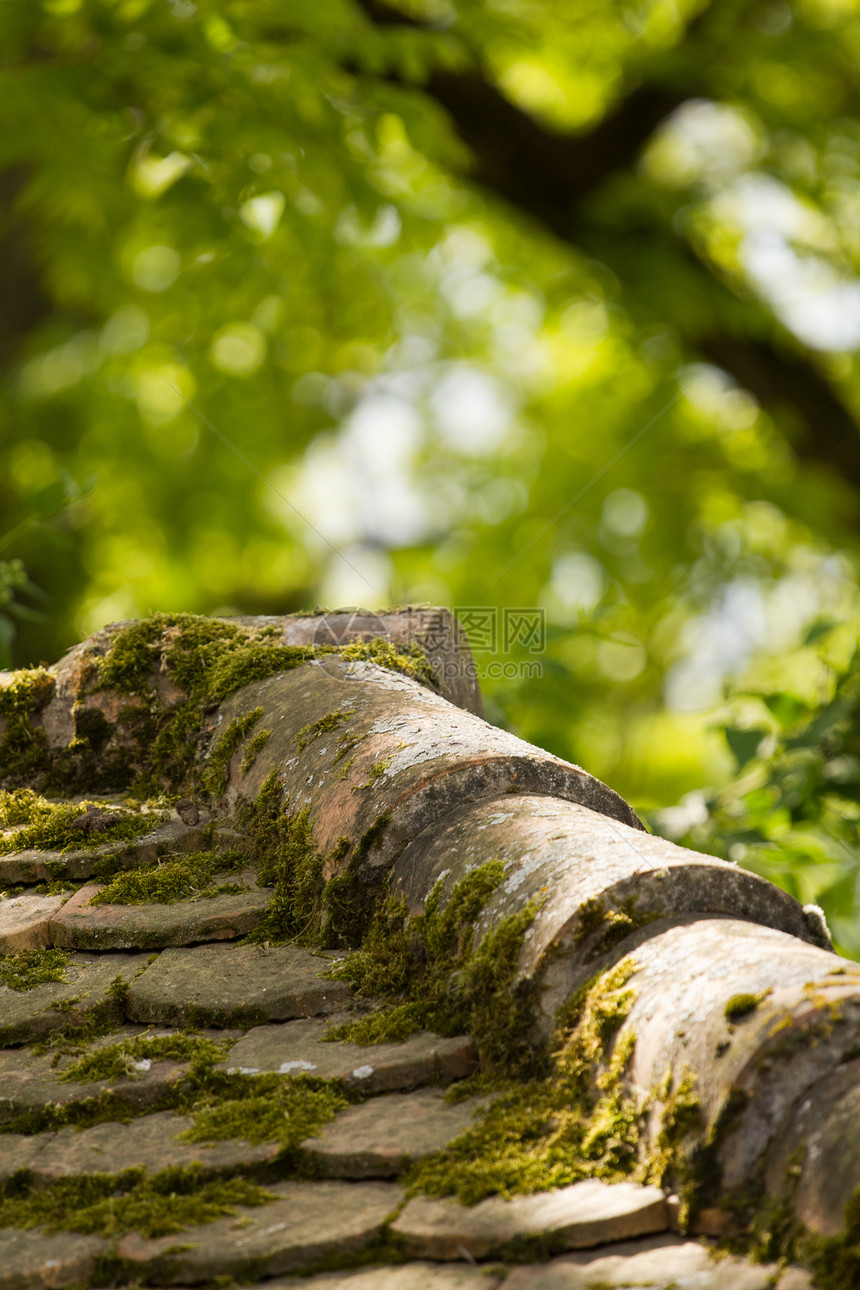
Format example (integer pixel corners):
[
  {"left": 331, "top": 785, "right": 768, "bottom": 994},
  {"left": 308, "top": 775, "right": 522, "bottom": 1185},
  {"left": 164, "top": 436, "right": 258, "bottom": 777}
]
[
  {"left": 49, "top": 875, "right": 270, "bottom": 951},
  {"left": 219, "top": 1019, "right": 477, "bottom": 1092},
  {"left": 232, "top": 607, "right": 483, "bottom": 716},
  {"left": 7, "top": 1109, "right": 280, "bottom": 1183},
  {"left": 611, "top": 921, "right": 860, "bottom": 1196},
  {"left": 264, "top": 1266, "right": 501, "bottom": 1288},
  {"left": 0, "top": 1229, "right": 108, "bottom": 1290},
  {"left": 0, "top": 891, "right": 67, "bottom": 953},
  {"left": 117, "top": 1180, "right": 403, "bottom": 1284},
  {"left": 390, "top": 795, "right": 821, "bottom": 993},
  {"left": 300, "top": 1089, "right": 489, "bottom": 1177},
  {"left": 0, "top": 951, "right": 145, "bottom": 1046},
  {"left": 765, "top": 1055, "right": 860, "bottom": 1235},
  {"left": 0, "top": 1025, "right": 227, "bottom": 1124},
  {"left": 391, "top": 1180, "right": 668, "bottom": 1259},
  {"left": 126, "top": 943, "right": 352, "bottom": 1027},
  {"left": 503, "top": 1235, "right": 780, "bottom": 1288},
  {"left": 776, "top": 1270, "right": 816, "bottom": 1290},
  {"left": 216, "top": 661, "right": 643, "bottom": 894},
  {"left": 0, "top": 810, "right": 219, "bottom": 885}
]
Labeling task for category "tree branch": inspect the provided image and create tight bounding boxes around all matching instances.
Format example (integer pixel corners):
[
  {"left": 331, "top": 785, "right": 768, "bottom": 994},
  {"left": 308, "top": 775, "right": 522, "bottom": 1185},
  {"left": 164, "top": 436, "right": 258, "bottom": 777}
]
[{"left": 357, "top": 0, "right": 860, "bottom": 499}]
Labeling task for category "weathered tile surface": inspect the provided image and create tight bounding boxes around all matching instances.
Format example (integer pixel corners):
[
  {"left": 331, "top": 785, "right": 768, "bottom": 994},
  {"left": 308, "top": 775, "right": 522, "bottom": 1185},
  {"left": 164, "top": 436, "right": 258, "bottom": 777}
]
[
  {"left": 0, "top": 1228, "right": 108, "bottom": 1290},
  {"left": 0, "top": 951, "right": 145, "bottom": 1046},
  {"left": 503, "top": 1234, "right": 780, "bottom": 1288},
  {"left": 775, "top": 1269, "right": 816, "bottom": 1290},
  {"left": 0, "top": 1133, "right": 46, "bottom": 1185},
  {"left": 117, "top": 1180, "right": 403, "bottom": 1284},
  {"left": 263, "top": 1266, "right": 502, "bottom": 1288},
  {"left": 300, "top": 1089, "right": 489, "bottom": 1177},
  {"left": 0, "top": 810, "right": 216, "bottom": 885},
  {"left": 49, "top": 877, "right": 270, "bottom": 950},
  {"left": 219, "top": 1019, "right": 477, "bottom": 1092},
  {"left": 391, "top": 1180, "right": 668, "bottom": 1260},
  {"left": 0, "top": 1026, "right": 214, "bottom": 1124},
  {"left": 0, "top": 891, "right": 67, "bottom": 954},
  {"left": 8, "top": 1109, "right": 280, "bottom": 1182},
  {"left": 126, "top": 943, "right": 352, "bottom": 1026}
]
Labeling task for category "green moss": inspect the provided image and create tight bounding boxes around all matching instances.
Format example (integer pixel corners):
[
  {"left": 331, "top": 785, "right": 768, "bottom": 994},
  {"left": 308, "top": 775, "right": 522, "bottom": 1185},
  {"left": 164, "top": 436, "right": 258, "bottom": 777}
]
[
  {"left": 97, "top": 616, "right": 434, "bottom": 709},
  {"left": 295, "top": 708, "right": 353, "bottom": 751},
  {"left": 573, "top": 895, "right": 661, "bottom": 961},
  {"left": 238, "top": 771, "right": 362, "bottom": 947},
  {"left": 0, "top": 788, "right": 44, "bottom": 827},
  {"left": 0, "top": 667, "right": 55, "bottom": 718},
  {"left": 641, "top": 1069, "right": 703, "bottom": 1194},
  {"left": 354, "top": 756, "right": 392, "bottom": 791},
  {"left": 0, "top": 791, "right": 157, "bottom": 856},
  {"left": 334, "top": 732, "right": 362, "bottom": 764},
  {"left": 60, "top": 1032, "right": 229, "bottom": 1083},
  {"left": 0, "top": 1088, "right": 142, "bottom": 1136},
  {"left": 30, "top": 972, "right": 138, "bottom": 1059},
  {"left": 0, "top": 718, "right": 51, "bottom": 788},
  {"left": 181, "top": 1073, "right": 347, "bottom": 1151},
  {"left": 725, "top": 991, "right": 770, "bottom": 1022},
  {"left": 327, "top": 860, "right": 542, "bottom": 1073},
  {"left": 71, "top": 706, "right": 113, "bottom": 753},
  {"left": 75, "top": 615, "right": 436, "bottom": 797},
  {"left": 0, "top": 674, "right": 56, "bottom": 789},
  {"left": 0, "top": 1164, "right": 275, "bottom": 1239},
  {"left": 322, "top": 813, "right": 391, "bottom": 946},
  {"left": 673, "top": 1086, "right": 751, "bottom": 1226},
  {"left": 0, "top": 948, "right": 70, "bottom": 992},
  {"left": 240, "top": 728, "right": 271, "bottom": 774},
  {"left": 339, "top": 637, "right": 434, "bottom": 687},
  {"left": 90, "top": 848, "right": 247, "bottom": 906},
  {"left": 405, "top": 958, "right": 641, "bottom": 1204},
  {"left": 241, "top": 775, "right": 324, "bottom": 944},
  {"left": 803, "top": 1185, "right": 860, "bottom": 1290},
  {"left": 202, "top": 708, "right": 265, "bottom": 797}
]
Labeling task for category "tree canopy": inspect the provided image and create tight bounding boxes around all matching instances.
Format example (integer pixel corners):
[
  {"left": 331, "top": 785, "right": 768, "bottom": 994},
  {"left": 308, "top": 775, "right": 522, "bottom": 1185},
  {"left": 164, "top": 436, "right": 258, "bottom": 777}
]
[{"left": 3, "top": 0, "right": 860, "bottom": 954}]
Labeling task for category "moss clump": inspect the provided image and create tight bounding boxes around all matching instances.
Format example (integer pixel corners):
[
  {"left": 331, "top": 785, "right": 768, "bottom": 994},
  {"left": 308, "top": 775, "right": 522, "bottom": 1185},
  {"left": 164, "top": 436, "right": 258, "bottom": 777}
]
[
  {"left": 1, "top": 1088, "right": 142, "bottom": 1136},
  {"left": 573, "top": 895, "right": 661, "bottom": 961},
  {"left": 30, "top": 973, "right": 136, "bottom": 1059},
  {"left": 59, "top": 1032, "right": 229, "bottom": 1083},
  {"left": 239, "top": 771, "right": 351, "bottom": 946},
  {"left": 406, "top": 958, "right": 641, "bottom": 1204},
  {"left": 0, "top": 671, "right": 56, "bottom": 789},
  {"left": 354, "top": 757, "right": 392, "bottom": 791},
  {"left": 327, "top": 860, "right": 541, "bottom": 1073},
  {"left": 78, "top": 614, "right": 435, "bottom": 797},
  {"left": 0, "top": 667, "right": 55, "bottom": 718},
  {"left": 725, "top": 991, "right": 770, "bottom": 1022},
  {"left": 181, "top": 1073, "right": 347, "bottom": 1150},
  {"left": 202, "top": 707, "right": 264, "bottom": 797},
  {"left": 295, "top": 708, "right": 353, "bottom": 751},
  {"left": 97, "top": 614, "right": 433, "bottom": 706},
  {"left": 322, "top": 815, "right": 390, "bottom": 948},
  {"left": 0, "top": 948, "right": 70, "bottom": 992},
  {"left": 803, "top": 1184, "right": 860, "bottom": 1290},
  {"left": 89, "top": 849, "right": 247, "bottom": 906},
  {"left": 0, "top": 790, "right": 157, "bottom": 856},
  {"left": 240, "top": 728, "right": 271, "bottom": 774},
  {"left": 641, "top": 1069, "right": 702, "bottom": 1193},
  {"left": 0, "top": 1164, "right": 275, "bottom": 1239},
  {"left": 0, "top": 788, "right": 44, "bottom": 827},
  {"left": 339, "top": 637, "right": 434, "bottom": 687},
  {"left": 333, "top": 731, "right": 362, "bottom": 764}
]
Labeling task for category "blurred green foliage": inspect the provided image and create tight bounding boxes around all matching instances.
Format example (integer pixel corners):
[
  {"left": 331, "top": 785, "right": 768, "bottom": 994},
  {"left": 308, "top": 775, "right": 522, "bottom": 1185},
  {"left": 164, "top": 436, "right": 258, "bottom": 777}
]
[{"left": 3, "top": 0, "right": 860, "bottom": 952}]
